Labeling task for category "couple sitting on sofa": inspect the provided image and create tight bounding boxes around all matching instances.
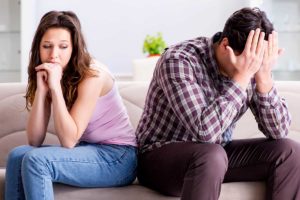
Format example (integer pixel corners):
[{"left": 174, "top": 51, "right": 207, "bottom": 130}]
[{"left": 5, "top": 7, "right": 300, "bottom": 200}]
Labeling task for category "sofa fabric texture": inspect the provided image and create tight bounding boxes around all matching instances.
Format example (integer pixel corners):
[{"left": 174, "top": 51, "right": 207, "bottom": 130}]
[{"left": 0, "top": 81, "right": 300, "bottom": 200}]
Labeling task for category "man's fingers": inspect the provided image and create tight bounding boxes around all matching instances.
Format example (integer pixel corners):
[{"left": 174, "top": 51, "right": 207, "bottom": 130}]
[
  {"left": 256, "top": 32, "right": 265, "bottom": 55},
  {"left": 244, "top": 30, "right": 255, "bottom": 53},
  {"left": 257, "top": 40, "right": 266, "bottom": 66},
  {"left": 250, "top": 28, "right": 261, "bottom": 53},
  {"left": 273, "top": 31, "right": 278, "bottom": 54},
  {"left": 268, "top": 33, "right": 273, "bottom": 57},
  {"left": 260, "top": 41, "right": 268, "bottom": 63}
]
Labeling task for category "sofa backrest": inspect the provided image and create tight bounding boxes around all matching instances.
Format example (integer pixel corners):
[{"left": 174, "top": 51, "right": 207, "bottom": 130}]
[{"left": 0, "top": 81, "right": 299, "bottom": 167}]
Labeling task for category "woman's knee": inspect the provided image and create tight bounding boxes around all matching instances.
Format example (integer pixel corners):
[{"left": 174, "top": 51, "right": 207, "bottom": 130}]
[
  {"left": 22, "top": 147, "right": 48, "bottom": 165},
  {"left": 7, "top": 145, "right": 34, "bottom": 164},
  {"left": 21, "top": 147, "right": 50, "bottom": 175}
]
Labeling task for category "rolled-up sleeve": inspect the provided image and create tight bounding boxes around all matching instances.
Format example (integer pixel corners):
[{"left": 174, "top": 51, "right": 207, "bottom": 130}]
[{"left": 250, "top": 86, "right": 291, "bottom": 139}]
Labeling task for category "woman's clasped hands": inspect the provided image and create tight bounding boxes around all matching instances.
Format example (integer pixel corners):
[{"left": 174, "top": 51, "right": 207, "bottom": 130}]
[{"left": 35, "top": 63, "right": 63, "bottom": 93}]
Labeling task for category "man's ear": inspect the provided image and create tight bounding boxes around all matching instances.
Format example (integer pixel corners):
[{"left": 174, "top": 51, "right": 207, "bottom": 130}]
[{"left": 220, "top": 37, "right": 229, "bottom": 52}]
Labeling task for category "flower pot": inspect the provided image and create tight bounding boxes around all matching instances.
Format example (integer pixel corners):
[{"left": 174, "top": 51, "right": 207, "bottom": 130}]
[{"left": 132, "top": 56, "right": 160, "bottom": 81}]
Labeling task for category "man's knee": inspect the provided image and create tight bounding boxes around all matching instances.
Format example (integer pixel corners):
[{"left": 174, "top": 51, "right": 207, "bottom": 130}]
[
  {"left": 274, "top": 138, "right": 300, "bottom": 166},
  {"left": 188, "top": 144, "right": 228, "bottom": 177}
]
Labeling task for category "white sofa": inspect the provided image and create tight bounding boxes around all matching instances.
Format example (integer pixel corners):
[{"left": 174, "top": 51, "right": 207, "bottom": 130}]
[{"left": 0, "top": 81, "right": 300, "bottom": 200}]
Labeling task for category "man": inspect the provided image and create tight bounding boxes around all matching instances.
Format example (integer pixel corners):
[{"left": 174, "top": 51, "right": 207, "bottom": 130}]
[{"left": 136, "top": 7, "right": 300, "bottom": 200}]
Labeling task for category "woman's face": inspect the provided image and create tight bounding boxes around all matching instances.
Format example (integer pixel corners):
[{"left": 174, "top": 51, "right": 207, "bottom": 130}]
[{"left": 39, "top": 27, "right": 73, "bottom": 69}]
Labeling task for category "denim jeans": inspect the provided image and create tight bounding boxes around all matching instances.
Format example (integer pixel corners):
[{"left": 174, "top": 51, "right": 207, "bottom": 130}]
[{"left": 5, "top": 142, "right": 137, "bottom": 200}]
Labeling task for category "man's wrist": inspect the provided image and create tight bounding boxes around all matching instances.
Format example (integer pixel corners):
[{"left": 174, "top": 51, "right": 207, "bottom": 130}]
[
  {"left": 255, "top": 76, "right": 273, "bottom": 94},
  {"left": 232, "top": 74, "right": 251, "bottom": 91}
]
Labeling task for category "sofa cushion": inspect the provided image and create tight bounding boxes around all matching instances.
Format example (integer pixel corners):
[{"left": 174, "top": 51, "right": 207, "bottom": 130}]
[
  {"left": 54, "top": 183, "right": 178, "bottom": 200},
  {"left": 0, "top": 167, "right": 265, "bottom": 200}
]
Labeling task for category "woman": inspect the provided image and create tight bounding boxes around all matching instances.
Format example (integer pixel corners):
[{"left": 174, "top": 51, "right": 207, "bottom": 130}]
[{"left": 5, "top": 11, "right": 137, "bottom": 200}]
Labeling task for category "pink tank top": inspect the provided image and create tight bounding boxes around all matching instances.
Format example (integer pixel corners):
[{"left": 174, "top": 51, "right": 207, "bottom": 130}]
[{"left": 80, "top": 82, "right": 137, "bottom": 146}]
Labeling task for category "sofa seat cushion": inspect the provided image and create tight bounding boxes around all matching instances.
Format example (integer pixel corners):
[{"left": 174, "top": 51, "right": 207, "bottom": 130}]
[
  {"left": 54, "top": 183, "right": 178, "bottom": 200},
  {"left": 1, "top": 168, "right": 265, "bottom": 200},
  {"left": 54, "top": 182, "right": 265, "bottom": 200}
]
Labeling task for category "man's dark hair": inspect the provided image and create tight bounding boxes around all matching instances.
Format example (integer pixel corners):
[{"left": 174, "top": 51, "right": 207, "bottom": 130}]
[{"left": 221, "top": 7, "right": 274, "bottom": 53}]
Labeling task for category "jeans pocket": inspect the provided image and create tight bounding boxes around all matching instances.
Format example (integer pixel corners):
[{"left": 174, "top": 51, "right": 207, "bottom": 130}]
[{"left": 116, "top": 146, "right": 138, "bottom": 186}]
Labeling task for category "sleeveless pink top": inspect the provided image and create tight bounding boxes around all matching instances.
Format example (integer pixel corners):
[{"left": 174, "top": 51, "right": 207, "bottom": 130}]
[{"left": 79, "top": 64, "right": 136, "bottom": 146}]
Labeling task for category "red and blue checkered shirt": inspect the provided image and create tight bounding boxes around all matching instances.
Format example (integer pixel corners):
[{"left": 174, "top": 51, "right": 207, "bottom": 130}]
[{"left": 136, "top": 37, "right": 291, "bottom": 154}]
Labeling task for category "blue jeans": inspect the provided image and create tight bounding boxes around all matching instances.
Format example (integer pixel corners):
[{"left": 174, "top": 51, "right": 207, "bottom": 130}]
[{"left": 5, "top": 142, "right": 137, "bottom": 200}]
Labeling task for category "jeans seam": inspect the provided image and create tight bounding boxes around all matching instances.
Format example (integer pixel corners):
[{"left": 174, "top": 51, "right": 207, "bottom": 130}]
[
  {"left": 49, "top": 159, "right": 119, "bottom": 166},
  {"left": 17, "top": 167, "right": 22, "bottom": 200},
  {"left": 46, "top": 146, "right": 134, "bottom": 166},
  {"left": 42, "top": 175, "right": 45, "bottom": 200}
]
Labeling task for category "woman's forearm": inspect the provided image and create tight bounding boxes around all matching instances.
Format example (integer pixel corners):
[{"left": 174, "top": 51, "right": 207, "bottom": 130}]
[
  {"left": 51, "top": 86, "right": 79, "bottom": 148},
  {"left": 26, "top": 90, "right": 51, "bottom": 146}
]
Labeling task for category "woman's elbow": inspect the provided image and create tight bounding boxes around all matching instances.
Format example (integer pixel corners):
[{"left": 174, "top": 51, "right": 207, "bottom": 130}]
[
  {"left": 26, "top": 133, "right": 43, "bottom": 147},
  {"left": 61, "top": 144, "right": 76, "bottom": 149},
  {"left": 28, "top": 139, "right": 42, "bottom": 147},
  {"left": 60, "top": 139, "right": 78, "bottom": 149}
]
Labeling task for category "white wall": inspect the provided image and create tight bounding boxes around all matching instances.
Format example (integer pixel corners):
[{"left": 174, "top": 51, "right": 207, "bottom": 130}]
[
  {"left": 21, "top": 0, "right": 248, "bottom": 81},
  {"left": 0, "top": 0, "right": 20, "bottom": 83},
  {"left": 21, "top": 0, "right": 37, "bottom": 82}
]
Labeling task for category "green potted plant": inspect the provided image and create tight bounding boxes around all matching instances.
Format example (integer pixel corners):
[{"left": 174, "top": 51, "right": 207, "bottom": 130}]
[
  {"left": 132, "top": 32, "right": 167, "bottom": 81},
  {"left": 143, "top": 32, "right": 167, "bottom": 57}
]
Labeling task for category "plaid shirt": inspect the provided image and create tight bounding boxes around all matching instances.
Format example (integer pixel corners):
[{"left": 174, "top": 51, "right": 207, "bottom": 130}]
[{"left": 136, "top": 37, "right": 291, "bottom": 154}]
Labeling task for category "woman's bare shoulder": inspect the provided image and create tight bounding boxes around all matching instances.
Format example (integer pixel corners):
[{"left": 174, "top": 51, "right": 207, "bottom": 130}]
[{"left": 79, "top": 59, "right": 114, "bottom": 96}]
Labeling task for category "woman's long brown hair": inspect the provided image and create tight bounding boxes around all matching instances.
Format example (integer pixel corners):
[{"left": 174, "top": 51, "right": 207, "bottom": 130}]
[{"left": 25, "top": 11, "right": 95, "bottom": 110}]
